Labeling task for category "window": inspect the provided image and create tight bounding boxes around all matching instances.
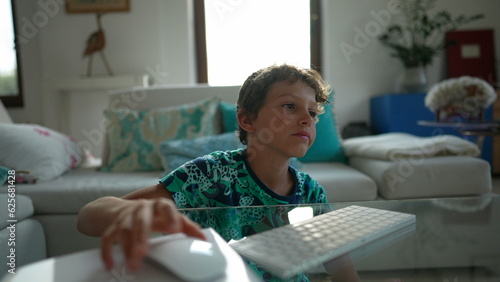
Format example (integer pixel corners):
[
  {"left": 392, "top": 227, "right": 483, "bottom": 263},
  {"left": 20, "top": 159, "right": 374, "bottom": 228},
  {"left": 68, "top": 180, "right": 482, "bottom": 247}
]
[
  {"left": 0, "top": 0, "right": 23, "bottom": 107},
  {"left": 195, "top": 0, "right": 321, "bottom": 85}
]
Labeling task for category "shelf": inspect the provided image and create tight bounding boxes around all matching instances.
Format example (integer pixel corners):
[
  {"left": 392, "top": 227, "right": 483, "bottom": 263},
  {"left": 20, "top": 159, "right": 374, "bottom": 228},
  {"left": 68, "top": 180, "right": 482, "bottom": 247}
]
[{"left": 46, "top": 74, "right": 151, "bottom": 92}]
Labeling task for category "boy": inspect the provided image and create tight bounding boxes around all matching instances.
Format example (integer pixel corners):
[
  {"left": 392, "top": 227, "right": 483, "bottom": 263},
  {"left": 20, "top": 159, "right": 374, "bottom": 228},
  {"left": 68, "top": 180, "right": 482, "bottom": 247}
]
[{"left": 77, "top": 64, "right": 334, "bottom": 276}]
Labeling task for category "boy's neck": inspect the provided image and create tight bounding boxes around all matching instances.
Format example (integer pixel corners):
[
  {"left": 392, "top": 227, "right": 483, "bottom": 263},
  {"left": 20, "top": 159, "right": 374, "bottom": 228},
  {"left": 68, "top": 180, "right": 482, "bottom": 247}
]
[{"left": 245, "top": 149, "right": 295, "bottom": 196}]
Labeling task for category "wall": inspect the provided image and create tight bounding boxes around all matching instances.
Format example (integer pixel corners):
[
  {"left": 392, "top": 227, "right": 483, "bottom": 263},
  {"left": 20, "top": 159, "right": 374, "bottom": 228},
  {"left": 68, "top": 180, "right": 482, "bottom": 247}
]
[
  {"left": 322, "top": 0, "right": 500, "bottom": 128},
  {"left": 9, "top": 0, "right": 195, "bottom": 125},
  {"left": 8, "top": 0, "right": 500, "bottom": 132}
]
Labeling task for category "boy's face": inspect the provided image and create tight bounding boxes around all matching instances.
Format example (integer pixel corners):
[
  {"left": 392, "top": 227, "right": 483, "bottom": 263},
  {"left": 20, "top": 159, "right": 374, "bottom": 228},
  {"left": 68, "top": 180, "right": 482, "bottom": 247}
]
[{"left": 244, "top": 80, "right": 318, "bottom": 159}]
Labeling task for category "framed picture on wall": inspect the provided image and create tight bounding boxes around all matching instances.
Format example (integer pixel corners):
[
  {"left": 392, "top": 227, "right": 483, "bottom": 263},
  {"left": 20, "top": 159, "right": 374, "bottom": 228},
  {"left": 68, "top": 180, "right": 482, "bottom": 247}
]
[
  {"left": 446, "top": 29, "right": 496, "bottom": 86},
  {"left": 66, "top": 0, "right": 130, "bottom": 14}
]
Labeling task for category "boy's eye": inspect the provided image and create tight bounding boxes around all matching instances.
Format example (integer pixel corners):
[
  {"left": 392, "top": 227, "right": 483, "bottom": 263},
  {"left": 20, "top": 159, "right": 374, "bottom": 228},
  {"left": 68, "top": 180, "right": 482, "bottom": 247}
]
[
  {"left": 282, "top": 103, "right": 295, "bottom": 110},
  {"left": 309, "top": 111, "right": 317, "bottom": 118}
]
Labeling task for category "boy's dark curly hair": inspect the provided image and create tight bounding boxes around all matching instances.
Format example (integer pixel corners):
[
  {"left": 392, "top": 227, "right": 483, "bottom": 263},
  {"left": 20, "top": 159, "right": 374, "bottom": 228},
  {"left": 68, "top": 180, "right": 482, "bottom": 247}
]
[{"left": 237, "top": 64, "right": 331, "bottom": 145}]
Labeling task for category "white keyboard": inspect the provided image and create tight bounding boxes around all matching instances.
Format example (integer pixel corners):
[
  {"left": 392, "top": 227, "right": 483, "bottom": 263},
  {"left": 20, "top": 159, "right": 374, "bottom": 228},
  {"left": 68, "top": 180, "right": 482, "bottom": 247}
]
[{"left": 230, "top": 205, "right": 416, "bottom": 279}]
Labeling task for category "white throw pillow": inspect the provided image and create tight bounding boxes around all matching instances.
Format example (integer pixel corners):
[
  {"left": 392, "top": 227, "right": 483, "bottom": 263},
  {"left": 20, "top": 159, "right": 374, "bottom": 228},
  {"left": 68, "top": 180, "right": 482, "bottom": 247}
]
[{"left": 0, "top": 124, "right": 84, "bottom": 182}]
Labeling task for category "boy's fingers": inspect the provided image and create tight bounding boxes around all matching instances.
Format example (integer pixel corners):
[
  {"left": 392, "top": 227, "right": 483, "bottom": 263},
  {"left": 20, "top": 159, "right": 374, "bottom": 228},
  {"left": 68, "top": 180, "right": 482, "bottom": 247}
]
[
  {"left": 152, "top": 199, "right": 182, "bottom": 232},
  {"left": 180, "top": 215, "right": 206, "bottom": 240},
  {"left": 152, "top": 199, "right": 206, "bottom": 240},
  {"left": 158, "top": 213, "right": 205, "bottom": 240},
  {"left": 100, "top": 198, "right": 205, "bottom": 272},
  {"left": 131, "top": 202, "right": 152, "bottom": 259},
  {"left": 100, "top": 211, "right": 136, "bottom": 271},
  {"left": 120, "top": 231, "right": 140, "bottom": 271},
  {"left": 101, "top": 225, "right": 119, "bottom": 270}
]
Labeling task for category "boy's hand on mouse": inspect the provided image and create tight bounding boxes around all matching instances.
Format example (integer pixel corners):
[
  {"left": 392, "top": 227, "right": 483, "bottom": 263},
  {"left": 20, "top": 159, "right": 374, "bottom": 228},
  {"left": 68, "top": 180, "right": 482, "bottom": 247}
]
[{"left": 100, "top": 198, "right": 205, "bottom": 271}]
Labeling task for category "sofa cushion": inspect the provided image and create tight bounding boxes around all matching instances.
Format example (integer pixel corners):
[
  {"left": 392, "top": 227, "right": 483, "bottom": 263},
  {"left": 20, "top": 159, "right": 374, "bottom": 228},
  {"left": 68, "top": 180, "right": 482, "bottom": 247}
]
[
  {"left": 349, "top": 156, "right": 492, "bottom": 199},
  {"left": 219, "top": 102, "right": 238, "bottom": 133},
  {"left": 0, "top": 218, "right": 46, "bottom": 273},
  {"left": 300, "top": 162, "right": 377, "bottom": 202},
  {"left": 0, "top": 123, "right": 84, "bottom": 182},
  {"left": 0, "top": 194, "right": 34, "bottom": 230},
  {"left": 13, "top": 167, "right": 161, "bottom": 214},
  {"left": 101, "top": 97, "right": 221, "bottom": 172}
]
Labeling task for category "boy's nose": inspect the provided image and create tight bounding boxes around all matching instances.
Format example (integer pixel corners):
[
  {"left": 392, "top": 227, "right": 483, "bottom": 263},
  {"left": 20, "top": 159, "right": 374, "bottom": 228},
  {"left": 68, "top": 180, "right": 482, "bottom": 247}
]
[{"left": 298, "top": 109, "right": 313, "bottom": 126}]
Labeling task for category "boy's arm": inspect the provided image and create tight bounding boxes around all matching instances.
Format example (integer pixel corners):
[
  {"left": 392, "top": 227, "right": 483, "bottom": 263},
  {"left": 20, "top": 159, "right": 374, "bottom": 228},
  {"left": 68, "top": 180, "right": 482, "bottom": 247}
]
[
  {"left": 77, "top": 184, "right": 205, "bottom": 271},
  {"left": 77, "top": 184, "right": 172, "bottom": 236}
]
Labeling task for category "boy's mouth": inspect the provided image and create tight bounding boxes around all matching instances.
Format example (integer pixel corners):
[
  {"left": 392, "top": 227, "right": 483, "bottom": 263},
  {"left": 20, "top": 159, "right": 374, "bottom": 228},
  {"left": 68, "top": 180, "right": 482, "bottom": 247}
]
[{"left": 293, "top": 131, "right": 311, "bottom": 140}]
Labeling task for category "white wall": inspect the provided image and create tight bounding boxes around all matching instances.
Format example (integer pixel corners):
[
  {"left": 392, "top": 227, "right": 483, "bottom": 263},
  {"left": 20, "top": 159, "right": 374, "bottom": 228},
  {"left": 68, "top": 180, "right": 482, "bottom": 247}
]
[
  {"left": 8, "top": 0, "right": 500, "bottom": 132},
  {"left": 322, "top": 0, "right": 500, "bottom": 128},
  {"left": 9, "top": 0, "right": 195, "bottom": 125}
]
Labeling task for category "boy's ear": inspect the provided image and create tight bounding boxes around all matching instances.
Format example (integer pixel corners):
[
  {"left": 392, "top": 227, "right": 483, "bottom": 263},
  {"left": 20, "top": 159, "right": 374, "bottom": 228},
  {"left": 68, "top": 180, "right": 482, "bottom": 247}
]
[{"left": 237, "top": 110, "right": 255, "bottom": 133}]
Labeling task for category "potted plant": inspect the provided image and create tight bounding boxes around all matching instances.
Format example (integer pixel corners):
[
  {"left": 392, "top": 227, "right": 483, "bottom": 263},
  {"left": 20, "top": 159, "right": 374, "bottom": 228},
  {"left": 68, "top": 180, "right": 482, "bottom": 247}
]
[{"left": 378, "top": 0, "right": 484, "bottom": 92}]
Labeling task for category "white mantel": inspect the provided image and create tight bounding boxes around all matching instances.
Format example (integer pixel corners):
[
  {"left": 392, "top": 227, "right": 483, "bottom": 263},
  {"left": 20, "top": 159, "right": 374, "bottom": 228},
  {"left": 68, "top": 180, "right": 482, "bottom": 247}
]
[
  {"left": 47, "top": 75, "right": 151, "bottom": 91},
  {"left": 42, "top": 74, "right": 149, "bottom": 129},
  {"left": 42, "top": 74, "right": 151, "bottom": 157}
]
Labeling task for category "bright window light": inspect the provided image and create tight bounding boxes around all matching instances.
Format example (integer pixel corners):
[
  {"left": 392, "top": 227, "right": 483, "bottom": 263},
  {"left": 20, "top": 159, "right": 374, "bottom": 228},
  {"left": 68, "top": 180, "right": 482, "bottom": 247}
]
[
  {"left": 288, "top": 207, "right": 314, "bottom": 224},
  {"left": 204, "top": 0, "right": 311, "bottom": 86},
  {"left": 0, "top": 0, "right": 19, "bottom": 97}
]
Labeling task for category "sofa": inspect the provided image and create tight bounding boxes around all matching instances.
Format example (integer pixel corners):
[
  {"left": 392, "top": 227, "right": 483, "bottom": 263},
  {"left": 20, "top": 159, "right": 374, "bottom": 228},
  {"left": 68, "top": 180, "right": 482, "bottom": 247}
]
[
  {"left": 0, "top": 194, "right": 46, "bottom": 275},
  {"left": 0, "top": 85, "right": 492, "bottom": 262}
]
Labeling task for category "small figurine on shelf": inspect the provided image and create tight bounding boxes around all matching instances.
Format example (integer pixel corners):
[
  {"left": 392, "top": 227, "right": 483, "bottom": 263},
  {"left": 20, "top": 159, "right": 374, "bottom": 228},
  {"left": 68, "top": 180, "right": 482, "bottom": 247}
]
[
  {"left": 83, "top": 12, "right": 114, "bottom": 77},
  {"left": 424, "top": 76, "right": 496, "bottom": 122}
]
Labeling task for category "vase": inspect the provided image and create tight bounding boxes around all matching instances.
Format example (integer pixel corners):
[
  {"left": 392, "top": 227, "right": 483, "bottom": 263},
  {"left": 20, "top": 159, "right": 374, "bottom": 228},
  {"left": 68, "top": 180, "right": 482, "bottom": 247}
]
[{"left": 400, "top": 66, "right": 428, "bottom": 93}]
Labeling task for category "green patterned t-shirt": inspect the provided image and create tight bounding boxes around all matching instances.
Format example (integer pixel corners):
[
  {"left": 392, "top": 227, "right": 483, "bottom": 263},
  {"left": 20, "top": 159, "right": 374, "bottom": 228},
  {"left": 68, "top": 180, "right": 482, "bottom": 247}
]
[
  {"left": 159, "top": 149, "right": 327, "bottom": 210},
  {"left": 159, "top": 149, "right": 328, "bottom": 281}
]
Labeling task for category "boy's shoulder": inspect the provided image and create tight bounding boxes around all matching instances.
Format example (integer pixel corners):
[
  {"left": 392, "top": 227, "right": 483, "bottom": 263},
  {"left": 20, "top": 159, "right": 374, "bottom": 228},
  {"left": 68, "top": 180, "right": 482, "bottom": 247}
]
[
  {"left": 189, "top": 149, "right": 246, "bottom": 170},
  {"left": 202, "top": 149, "right": 245, "bottom": 163},
  {"left": 206, "top": 148, "right": 244, "bottom": 158}
]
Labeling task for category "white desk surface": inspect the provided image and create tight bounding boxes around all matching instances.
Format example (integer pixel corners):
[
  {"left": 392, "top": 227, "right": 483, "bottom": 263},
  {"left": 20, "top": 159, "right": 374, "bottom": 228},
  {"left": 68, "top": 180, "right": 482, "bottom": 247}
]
[{"left": 1, "top": 228, "right": 260, "bottom": 282}]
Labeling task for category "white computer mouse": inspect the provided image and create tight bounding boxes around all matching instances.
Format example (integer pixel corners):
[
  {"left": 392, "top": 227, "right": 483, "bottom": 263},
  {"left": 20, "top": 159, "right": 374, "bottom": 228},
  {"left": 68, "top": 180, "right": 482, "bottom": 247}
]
[{"left": 146, "top": 237, "right": 227, "bottom": 281}]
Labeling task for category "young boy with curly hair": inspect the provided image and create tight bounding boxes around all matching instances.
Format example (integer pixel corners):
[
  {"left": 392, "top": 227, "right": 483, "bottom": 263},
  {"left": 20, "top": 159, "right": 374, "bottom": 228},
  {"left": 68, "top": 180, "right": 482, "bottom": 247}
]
[{"left": 77, "top": 64, "right": 358, "bottom": 281}]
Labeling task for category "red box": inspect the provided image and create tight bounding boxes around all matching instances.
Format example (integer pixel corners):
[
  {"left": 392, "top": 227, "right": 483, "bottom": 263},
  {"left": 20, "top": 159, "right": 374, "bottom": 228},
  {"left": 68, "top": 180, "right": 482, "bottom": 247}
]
[{"left": 446, "top": 29, "right": 496, "bottom": 86}]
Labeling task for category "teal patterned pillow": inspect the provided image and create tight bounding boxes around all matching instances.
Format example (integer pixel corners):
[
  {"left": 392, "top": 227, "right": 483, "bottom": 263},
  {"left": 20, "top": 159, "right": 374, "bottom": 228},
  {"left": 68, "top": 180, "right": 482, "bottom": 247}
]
[
  {"left": 219, "top": 102, "right": 238, "bottom": 132},
  {"left": 101, "top": 97, "right": 221, "bottom": 172},
  {"left": 159, "top": 132, "right": 303, "bottom": 174}
]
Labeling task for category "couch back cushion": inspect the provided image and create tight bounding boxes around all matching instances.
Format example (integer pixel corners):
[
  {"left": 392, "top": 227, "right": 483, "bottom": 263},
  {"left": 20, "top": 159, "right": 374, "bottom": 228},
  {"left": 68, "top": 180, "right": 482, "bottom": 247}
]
[
  {"left": 100, "top": 97, "right": 221, "bottom": 172},
  {"left": 219, "top": 102, "right": 238, "bottom": 133},
  {"left": 101, "top": 85, "right": 241, "bottom": 166}
]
